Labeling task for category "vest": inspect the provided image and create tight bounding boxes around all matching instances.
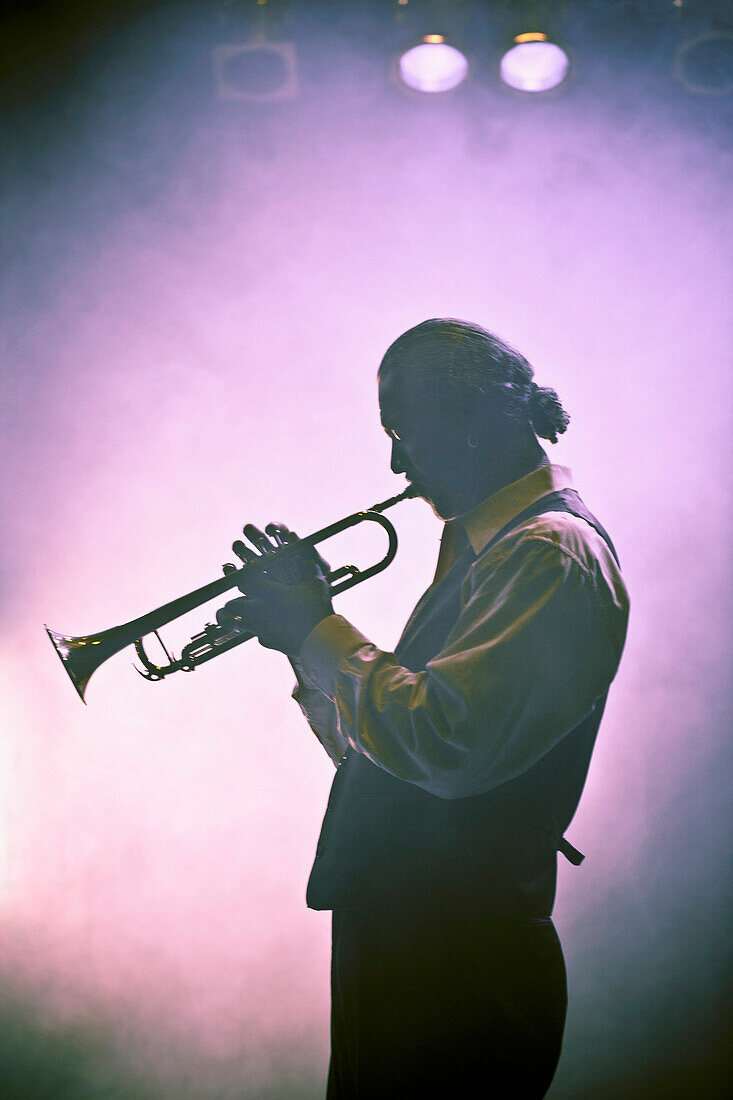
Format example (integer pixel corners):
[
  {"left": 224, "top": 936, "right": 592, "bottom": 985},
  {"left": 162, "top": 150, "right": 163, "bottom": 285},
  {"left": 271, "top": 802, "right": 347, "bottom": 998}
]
[{"left": 306, "top": 489, "right": 619, "bottom": 916}]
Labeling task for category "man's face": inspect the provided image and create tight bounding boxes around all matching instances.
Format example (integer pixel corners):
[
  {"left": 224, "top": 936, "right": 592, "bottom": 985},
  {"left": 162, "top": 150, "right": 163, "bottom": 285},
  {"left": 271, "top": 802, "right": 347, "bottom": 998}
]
[{"left": 378, "top": 367, "right": 471, "bottom": 520}]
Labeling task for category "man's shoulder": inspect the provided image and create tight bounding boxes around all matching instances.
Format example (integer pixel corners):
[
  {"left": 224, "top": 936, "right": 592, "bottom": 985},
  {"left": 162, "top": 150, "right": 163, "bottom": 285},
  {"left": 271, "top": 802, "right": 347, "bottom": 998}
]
[{"left": 474, "top": 510, "right": 617, "bottom": 577}]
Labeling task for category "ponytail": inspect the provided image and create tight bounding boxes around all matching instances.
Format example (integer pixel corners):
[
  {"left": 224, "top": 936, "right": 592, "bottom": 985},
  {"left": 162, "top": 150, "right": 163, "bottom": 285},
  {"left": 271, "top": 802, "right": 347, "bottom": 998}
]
[{"left": 528, "top": 383, "right": 570, "bottom": 443}]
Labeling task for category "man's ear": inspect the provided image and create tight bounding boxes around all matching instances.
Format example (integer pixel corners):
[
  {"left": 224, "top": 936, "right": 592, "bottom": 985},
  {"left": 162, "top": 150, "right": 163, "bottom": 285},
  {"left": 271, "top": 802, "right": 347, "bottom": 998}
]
[{"left": 463, "top": 391, "right": 495, "bottom": 444}]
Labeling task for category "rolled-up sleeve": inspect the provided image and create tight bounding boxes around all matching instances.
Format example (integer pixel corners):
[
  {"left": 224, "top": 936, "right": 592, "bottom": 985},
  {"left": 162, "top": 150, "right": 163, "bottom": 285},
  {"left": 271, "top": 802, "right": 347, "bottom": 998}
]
[
  {"left": 297, "top": 520, "right": 629, "bottom": 798},
  {"left": 289, "top": 657, "right": 349, "bottom": 765}
]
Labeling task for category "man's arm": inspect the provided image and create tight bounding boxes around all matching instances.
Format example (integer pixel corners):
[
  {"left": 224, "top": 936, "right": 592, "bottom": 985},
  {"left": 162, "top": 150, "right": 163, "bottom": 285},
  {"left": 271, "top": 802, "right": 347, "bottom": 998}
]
[
  {"left": 297, "top": 518, "right": 629, "bottom": 799},
  {"left": 288, "top": 656, "right": 349, "bottom": 766}
]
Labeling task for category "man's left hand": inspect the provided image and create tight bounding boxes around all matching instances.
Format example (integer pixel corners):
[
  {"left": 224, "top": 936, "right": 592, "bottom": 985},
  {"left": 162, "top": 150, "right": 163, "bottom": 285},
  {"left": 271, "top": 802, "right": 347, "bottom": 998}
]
[{"left": 216, "top": 522, "right": 333, "bottom": 655}]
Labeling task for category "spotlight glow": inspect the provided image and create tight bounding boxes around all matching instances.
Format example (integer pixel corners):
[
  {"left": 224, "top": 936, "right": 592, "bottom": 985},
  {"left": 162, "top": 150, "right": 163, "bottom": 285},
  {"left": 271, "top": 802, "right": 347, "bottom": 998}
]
[
  {"left": 500, "top": 39, "right": 569, "bottom": 93},
  {"left": 398, "top": 40, "right": 469, "bottom": 94}
]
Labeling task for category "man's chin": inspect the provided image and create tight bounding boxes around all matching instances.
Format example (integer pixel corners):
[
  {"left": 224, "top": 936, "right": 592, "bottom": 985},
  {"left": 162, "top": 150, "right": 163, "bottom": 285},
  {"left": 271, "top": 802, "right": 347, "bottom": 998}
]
[
  {"left": 407, "top": 481, "right": 450, "bottom": 520},
  {"left": 414, "top": 488, "right": 451, "bottom": 521}
]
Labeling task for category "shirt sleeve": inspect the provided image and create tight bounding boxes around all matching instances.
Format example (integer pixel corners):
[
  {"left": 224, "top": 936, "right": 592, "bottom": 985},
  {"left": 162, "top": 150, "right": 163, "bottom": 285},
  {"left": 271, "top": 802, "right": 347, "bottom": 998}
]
[
  {"left": 288, "top": 657, "right": 349, "bottom": 766},
  {"left": 297, "top": 523, "right": 629, "bottom": 798}
]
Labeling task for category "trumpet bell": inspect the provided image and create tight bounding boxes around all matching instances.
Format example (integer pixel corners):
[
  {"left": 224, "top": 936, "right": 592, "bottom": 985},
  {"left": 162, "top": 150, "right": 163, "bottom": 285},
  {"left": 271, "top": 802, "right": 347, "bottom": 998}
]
[{"left": 45, "top": 624, "right": 135, "bottom": 703}]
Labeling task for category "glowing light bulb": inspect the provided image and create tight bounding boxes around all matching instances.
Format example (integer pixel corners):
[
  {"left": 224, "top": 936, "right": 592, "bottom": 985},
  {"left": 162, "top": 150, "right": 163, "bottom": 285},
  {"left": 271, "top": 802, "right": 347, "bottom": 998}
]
[
  {"left": 500, "top": 37, "right": 569, "bottom": 92},
  {"left": 398, "top": 38, "right": 469, "bottom": 93}
]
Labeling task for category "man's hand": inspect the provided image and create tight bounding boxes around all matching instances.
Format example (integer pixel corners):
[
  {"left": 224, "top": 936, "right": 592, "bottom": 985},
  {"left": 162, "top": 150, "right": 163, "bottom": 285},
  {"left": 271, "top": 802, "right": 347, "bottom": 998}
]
[{"left": 216, "top": 522, "right": 333, "bottom": 655}]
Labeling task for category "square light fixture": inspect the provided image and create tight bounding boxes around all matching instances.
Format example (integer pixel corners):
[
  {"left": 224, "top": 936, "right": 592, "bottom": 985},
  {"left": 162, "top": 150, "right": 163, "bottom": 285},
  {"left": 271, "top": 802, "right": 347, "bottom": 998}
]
[{"left": 213, "top": 42, "right": 298, "bottom": 101}]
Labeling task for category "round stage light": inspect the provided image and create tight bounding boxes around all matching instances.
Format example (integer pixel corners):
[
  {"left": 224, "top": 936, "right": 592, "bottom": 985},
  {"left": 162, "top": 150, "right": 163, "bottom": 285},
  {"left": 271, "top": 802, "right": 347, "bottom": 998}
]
[
  {"left": 214, "top": 43, "right": 297, "bottom": 101},
  {"left": 500, "top": 34, "right": 569, "bottom": 93},
  {"left": 674, "top": 32, "right": 733, "bottom": 95},
  {"left": 398, "top": 36, "right": 469, "bottom": 94}
]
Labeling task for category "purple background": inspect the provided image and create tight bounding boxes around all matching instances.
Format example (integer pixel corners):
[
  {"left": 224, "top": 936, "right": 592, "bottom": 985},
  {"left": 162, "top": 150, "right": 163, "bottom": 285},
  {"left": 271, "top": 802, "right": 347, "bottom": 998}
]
[{"left": 2, "top": 2, "right": 731, "bottom": 1097}]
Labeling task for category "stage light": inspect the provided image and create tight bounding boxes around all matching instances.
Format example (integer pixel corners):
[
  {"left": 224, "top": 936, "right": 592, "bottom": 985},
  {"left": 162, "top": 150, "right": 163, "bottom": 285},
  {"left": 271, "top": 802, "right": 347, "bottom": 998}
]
[
  {"left": 398, "top": 35, "right": 469, "bottom": 94},
  {"left": 500, "top": 33, "right": 569, "bottom": 93},
  {"left": 674, "top": 31, "right": 733, "bottom": 95},
  {"left": 213, "top": 42, "right": 298, "bottom": 101}
]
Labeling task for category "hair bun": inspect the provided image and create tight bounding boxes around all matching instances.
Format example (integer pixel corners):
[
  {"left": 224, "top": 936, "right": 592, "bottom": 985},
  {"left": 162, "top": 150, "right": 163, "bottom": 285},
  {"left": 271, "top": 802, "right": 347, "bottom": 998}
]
[{"left": 528, "top": 384, "right": 570, "bottom": 444}]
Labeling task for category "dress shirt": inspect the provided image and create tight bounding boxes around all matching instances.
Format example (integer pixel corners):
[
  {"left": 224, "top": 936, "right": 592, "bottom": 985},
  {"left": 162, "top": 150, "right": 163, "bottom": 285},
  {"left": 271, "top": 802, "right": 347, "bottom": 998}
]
[{"left": 292, "top": 464, "right": 629, "bottom": 800}]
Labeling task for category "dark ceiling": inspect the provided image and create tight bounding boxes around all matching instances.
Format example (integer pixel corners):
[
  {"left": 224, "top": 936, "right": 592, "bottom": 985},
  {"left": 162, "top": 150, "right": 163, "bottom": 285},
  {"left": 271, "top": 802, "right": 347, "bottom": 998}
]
[{"left": 3, "top": 0, "right": 732, "bottom": 105}]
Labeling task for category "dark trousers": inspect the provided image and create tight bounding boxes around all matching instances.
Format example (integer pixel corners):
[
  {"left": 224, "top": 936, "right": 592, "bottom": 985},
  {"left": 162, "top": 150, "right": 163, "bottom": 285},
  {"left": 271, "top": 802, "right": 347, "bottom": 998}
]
[{"left": 327, "top": 904, "right": 567, "bottom": 1099}]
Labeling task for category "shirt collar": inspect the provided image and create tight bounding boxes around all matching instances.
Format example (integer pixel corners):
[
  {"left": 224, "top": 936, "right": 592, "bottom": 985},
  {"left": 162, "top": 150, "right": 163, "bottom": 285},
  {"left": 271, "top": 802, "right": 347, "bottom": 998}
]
[{"left": 459, "top": 463, "right": 575, "bottom": 555}]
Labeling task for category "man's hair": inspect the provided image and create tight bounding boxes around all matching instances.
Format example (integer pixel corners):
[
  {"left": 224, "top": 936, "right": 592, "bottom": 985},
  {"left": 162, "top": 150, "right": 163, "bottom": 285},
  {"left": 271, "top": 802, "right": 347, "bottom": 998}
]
[{"left": 379, "top": 318, "right": 570, "bottom": 443}]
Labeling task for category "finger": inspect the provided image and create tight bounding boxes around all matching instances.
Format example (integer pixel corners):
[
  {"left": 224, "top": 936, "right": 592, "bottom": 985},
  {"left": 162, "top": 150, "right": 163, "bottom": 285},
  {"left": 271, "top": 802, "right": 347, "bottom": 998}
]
[
  {"left": 232, "top": 539, "right": 259, "bottom": 564},
  {"left": 313, "top": 549, "right": 331, "bottom": 577},
  {"left": 262, "top": 524, "right": 306, "bottom": 583},
  {"left": 216, "top": 596, "right": 251, "bottom": 627},
  {"left": 297, "top": 542, "right": 330, "bottom": 577},
  {"left": 243, "top": 524, "right": 278, "bottom": 556},
  {"left": 265, "top": 523, "right": 298, "bottom": 547},
  {"left": 219, "top": 596, "right": 266, "bottom": 633}
]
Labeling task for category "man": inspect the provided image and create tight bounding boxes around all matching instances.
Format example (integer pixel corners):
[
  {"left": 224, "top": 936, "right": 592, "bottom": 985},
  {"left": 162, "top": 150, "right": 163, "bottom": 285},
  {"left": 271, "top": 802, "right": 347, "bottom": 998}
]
[{"left": 219, "top": 319, "right": 629, "bottom": 1098}]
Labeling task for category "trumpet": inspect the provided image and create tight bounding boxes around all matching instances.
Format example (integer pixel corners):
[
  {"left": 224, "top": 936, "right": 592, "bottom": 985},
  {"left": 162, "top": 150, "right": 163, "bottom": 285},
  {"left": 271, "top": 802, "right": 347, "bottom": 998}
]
[{"left": 46, "top": 487, "right": 417, "bottom": 703}]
